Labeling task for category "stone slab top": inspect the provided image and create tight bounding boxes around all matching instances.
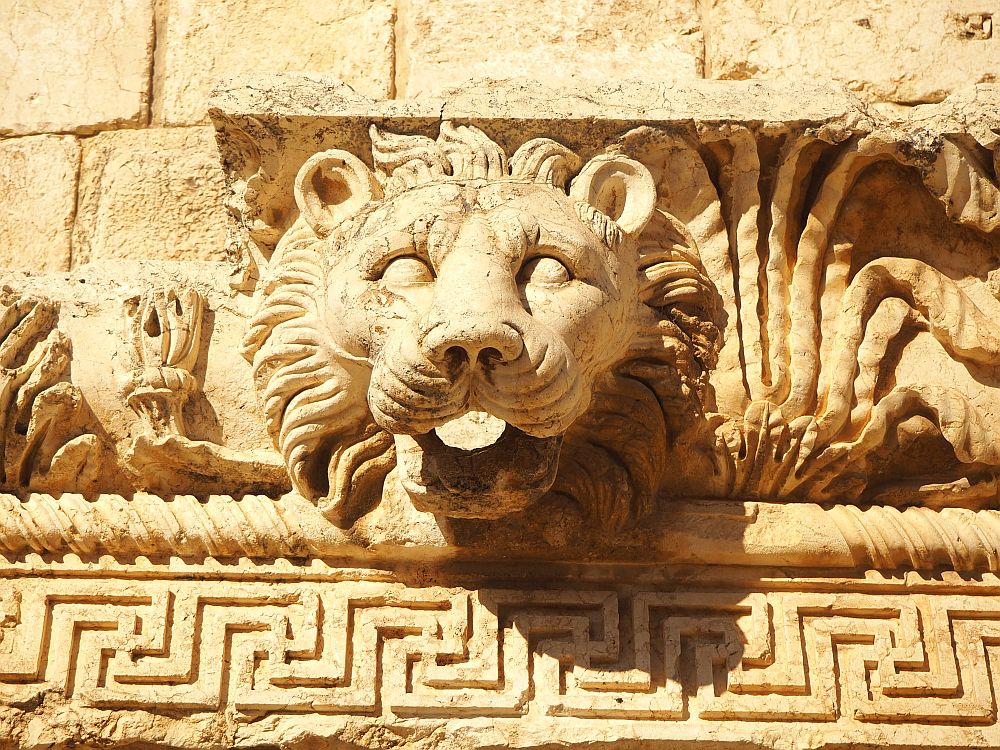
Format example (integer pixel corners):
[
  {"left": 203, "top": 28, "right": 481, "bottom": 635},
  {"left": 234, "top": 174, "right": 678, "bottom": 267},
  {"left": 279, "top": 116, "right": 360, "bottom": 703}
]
[
  {"left": 208, "top": 74, "right": 999, "bottom": 287},
  {"left": 210, "top": 73, "right": 1000, "bottom": 137},
  {"left": 210, "top": 74, "right": 869, "bottom": 127}
]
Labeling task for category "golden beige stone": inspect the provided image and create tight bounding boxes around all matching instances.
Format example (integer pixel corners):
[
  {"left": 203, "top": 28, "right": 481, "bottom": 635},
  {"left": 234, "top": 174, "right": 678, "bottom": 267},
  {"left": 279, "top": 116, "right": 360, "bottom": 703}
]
[
  {"left": 704, "top": 0, "right": 1000, "bottom": 102},
  {"left": 0, "top": 75, "right": 995, "bottom": 540},
  {"left": 2, "top": 77, "right": 1000, "bottom": 749},
  {"left": 214, "top": 79, "right": 1000, "bottom": 545},
  {"left": 153, "top": 0, "right": 395, "bottom": 125},
  {"left": 0, "top": 0, "right": 153, "bottom": 135},
  {"left": 397, "top": 0, "right": 703, "bottom": 96},
  {"left": 2, "top": 571, "right": 1000, "bottom": 748},
  {"left": 0, "top": 135, "right": 79, "bottom": 271},
  {"left": 72, "top": 126, "right": 227, "bottom": 265}
]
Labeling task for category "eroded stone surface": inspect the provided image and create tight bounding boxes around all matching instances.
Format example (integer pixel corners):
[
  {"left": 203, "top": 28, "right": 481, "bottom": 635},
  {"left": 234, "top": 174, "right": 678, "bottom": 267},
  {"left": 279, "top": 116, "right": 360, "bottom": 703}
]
[
  {"left": 0, "top": 135, "right": 79, "bottom": 271},
  {"left": 2, "top": 571, "right": 1000, "bottom": 749},
  {"left": 205, "top": 78, "right": 1000, "bottom": 539},
  {"left": 0, "top": 78, "right": 997, "bottom": 544},
  {"left": 72, "top": 126, "right": 228, "bottom": 265},
  {"left": 704, "top": 0, "right": 1000, "bottom": 102},
  {"left": 0, "top": 80, "right": 999, "bottom": 750},
  {"left": 245, "top": 122, "right": 677, "bottom": 528},
  {"left": 0, "top": 261, "right": 282, "bottom": 498},
  {"left": 154, "top": 0, "right": 395, "bottom": 125},
  {"left": 0, "top": 0, "right": 153, "bottom": 135},
  {"left": 398, "top": 0, "right": 703, "bottom": 96}
]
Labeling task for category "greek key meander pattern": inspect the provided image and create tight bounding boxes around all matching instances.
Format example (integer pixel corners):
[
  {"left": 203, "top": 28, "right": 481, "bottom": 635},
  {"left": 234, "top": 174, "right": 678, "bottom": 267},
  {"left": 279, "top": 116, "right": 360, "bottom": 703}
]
[{"left": 3, "top": 578, "right": 1000, "bottom": 723}]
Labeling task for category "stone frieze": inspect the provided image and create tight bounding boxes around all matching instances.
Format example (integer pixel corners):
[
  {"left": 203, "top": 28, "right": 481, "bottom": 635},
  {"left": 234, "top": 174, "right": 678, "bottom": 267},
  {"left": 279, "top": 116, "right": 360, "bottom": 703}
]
[
  {"left": 5, "top": 571, "right": 1000, "bottom": 747},
  {"left": 2, "top": 77, "right": 1000, "bottom": 748}
]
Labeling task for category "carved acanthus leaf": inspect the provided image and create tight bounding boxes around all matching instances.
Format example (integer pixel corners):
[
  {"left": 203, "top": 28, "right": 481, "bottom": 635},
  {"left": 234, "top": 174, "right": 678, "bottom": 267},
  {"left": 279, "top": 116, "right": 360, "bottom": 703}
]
[{"left": 0, "top": 291, "right": 103, "bottom": 493}]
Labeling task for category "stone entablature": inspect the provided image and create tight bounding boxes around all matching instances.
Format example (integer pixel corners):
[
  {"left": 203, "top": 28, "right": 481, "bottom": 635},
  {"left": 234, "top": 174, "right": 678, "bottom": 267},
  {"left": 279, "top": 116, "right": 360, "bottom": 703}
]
[{"left": 1, "top": 77, "right": 999, "bottom": 748}]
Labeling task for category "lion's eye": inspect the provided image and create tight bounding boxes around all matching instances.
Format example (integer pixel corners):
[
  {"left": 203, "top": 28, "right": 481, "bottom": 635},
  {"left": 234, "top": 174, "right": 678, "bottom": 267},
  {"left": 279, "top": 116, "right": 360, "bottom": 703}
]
[
  {"left": 380, "top": 256, "right": 434, "bottom": 284},
  {"left": 520, "top": 256, "right": 571, "bottom": 287}
]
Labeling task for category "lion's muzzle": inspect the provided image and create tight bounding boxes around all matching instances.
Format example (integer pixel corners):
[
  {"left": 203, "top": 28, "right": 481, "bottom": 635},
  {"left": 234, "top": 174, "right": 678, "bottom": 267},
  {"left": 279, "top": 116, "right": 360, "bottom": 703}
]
[{"left": 367, "top": 246, "right": 589, "bottom": 516}]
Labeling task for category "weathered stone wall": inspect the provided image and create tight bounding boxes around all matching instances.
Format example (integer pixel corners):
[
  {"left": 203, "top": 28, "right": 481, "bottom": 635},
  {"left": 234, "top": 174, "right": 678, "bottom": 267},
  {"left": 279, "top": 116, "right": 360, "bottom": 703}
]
[
  {"left": 0, "top": 0, "right": 997, "bottom": 270},
  {"left": 1, "top": 4, "right": 999, "bottom": 744}
]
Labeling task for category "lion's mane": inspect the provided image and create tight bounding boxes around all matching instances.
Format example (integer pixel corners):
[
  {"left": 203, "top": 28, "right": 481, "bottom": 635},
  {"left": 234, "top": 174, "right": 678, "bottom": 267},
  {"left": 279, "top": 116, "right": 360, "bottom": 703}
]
[{"left": 242, "top": 123, "right": 720, "bottom": 529}]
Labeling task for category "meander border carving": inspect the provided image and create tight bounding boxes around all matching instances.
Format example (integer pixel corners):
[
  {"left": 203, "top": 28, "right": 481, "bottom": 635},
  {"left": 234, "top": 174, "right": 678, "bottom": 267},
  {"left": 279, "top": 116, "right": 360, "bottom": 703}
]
[{"left": 4, "top": 572, "right": 1000, "bottom": 733}]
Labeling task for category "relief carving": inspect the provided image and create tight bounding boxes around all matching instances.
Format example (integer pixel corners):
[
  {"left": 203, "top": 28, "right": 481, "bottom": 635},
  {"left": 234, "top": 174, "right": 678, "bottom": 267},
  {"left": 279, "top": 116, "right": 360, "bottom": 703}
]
[
  {"left": 0, "top": 80, "right": 995, "bottom": 554},
  {"left": 1, "top": 79, "right": 1000, "bottom": 750},
  {"left": 122, "top": 286, "right": 289, "bottom": 495},
  {"left": 123, "top": 287, "right": 204, "bottom": 439},
  {"left": 0, "top": 290, "right": 106, "bottom": 493},
  {"left": 669, "top": 126, "right": 1000, "bottom": 506},
  {"left": 243, "top": 122, "right": 716, "bottom": 528},
  {"left": 4, "top": 576, "right": 1000, "bottom": 728},
  {"left": 234, "top": 102, "right": 1000, "bottom": 532}
]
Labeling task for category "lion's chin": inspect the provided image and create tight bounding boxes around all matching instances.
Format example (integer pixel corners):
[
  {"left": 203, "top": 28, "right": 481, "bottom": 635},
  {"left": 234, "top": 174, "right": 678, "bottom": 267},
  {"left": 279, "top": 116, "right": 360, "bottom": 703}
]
[{"left": 393, "top": 415, "right": 563, "bottom": 519}]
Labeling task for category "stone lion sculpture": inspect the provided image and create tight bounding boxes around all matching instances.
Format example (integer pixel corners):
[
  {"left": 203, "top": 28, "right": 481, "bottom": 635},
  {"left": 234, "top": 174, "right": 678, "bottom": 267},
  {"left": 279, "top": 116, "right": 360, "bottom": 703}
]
[{"left": 242, "top": 122, "right": 718, "bottom": 529}]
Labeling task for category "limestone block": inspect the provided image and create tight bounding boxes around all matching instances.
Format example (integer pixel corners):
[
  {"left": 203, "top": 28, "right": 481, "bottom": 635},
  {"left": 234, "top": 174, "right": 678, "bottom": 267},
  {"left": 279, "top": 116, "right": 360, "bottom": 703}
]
[
  {"left": 0, "top": 0, "right": 153, "bottom": 135},
  {"left": 0, "top": 135, "right": 79, "bottom": 271},
  {"left": 72, "top": 127, "right": 227, "bottom": 265},
  {"left": 398, "top": 0, "right": 703, "bottom": 96},
  {"left": 154, "top": 0, "right": 394, "bottom": 125},
  {"left": 704, "top": 0, "right": 1000, "bottom": 103},
  {"left": 210, "top": 77, "right": 1000, "bottom": 545}
]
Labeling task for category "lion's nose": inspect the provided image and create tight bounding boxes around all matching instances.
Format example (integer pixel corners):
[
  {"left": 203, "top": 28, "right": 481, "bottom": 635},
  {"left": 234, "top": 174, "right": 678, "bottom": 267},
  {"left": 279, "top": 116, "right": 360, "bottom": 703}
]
[{"left": 422, "top": 318, "right": 523, "bottom": 366}]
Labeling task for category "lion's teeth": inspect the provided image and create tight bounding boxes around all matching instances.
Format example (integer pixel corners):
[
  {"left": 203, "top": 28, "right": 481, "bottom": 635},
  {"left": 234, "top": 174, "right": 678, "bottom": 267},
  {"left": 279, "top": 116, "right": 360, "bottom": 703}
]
[{"left": 435, "top": 411, "right": 507, "bottom": 450}]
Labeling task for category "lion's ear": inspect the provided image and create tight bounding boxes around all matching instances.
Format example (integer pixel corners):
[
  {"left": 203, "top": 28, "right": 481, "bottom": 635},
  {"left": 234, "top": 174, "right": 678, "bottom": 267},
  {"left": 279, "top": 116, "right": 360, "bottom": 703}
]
[
  {"left": 294, "top": 150, "right": 383, "bottom": 237},
  {"left": 570, "top": 155, "right": 656, "bottom": 238}
]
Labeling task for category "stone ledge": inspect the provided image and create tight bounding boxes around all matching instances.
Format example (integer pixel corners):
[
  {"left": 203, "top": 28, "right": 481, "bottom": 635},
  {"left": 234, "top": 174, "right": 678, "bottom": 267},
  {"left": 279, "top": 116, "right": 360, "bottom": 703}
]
[
  {"left": 209, "top": 75, "right": 999, "bottom": 283},
  {"left": 1, "top": 492, "right": 998, "bottom": 572}
]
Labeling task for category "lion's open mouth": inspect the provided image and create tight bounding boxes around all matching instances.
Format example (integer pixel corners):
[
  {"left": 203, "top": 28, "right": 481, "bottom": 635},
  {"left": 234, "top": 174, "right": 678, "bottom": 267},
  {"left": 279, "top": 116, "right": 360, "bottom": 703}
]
[{"left": 394, "top": 411, "right": 563, "bottom": 518}]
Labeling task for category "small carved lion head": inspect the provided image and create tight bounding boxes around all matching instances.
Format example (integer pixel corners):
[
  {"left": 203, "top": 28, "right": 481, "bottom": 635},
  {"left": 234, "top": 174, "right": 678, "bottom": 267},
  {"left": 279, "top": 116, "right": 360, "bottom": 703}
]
[{"left": 243, "top": 122, "right": 718, "bottom": 529}]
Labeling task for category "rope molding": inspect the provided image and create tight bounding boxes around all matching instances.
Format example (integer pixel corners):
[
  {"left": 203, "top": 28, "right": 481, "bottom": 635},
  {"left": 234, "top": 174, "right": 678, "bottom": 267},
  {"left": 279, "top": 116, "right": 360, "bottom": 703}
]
[{"left": 0, "top": 493, "right": 999, "bottom": 571}]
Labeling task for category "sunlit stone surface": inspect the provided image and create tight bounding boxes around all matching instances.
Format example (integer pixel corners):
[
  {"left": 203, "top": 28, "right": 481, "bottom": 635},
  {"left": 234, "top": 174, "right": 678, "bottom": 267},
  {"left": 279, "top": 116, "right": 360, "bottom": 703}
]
[{"left": 0, "top": 74, "right": 999, "bottom": 749}]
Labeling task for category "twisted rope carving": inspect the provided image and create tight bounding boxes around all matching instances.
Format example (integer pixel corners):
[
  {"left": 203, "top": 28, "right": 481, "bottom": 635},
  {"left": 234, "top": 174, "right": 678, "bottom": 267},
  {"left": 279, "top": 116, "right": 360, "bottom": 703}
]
[
  {"left": 0, "top": 493, "right": 336, "bottom": 559},
  {"left": 828, "top": 504, "right": 1000, "bottom": 572},
  {"left": 1, "top": 493, "right": 999, "bottom": 571}
]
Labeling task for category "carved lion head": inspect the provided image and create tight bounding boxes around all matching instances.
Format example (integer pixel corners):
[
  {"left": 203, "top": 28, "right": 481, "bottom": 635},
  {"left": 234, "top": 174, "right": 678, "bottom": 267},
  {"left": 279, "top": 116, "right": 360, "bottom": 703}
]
[{"left": 242, "top": 122, "right": 718, "bottom": 529}]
